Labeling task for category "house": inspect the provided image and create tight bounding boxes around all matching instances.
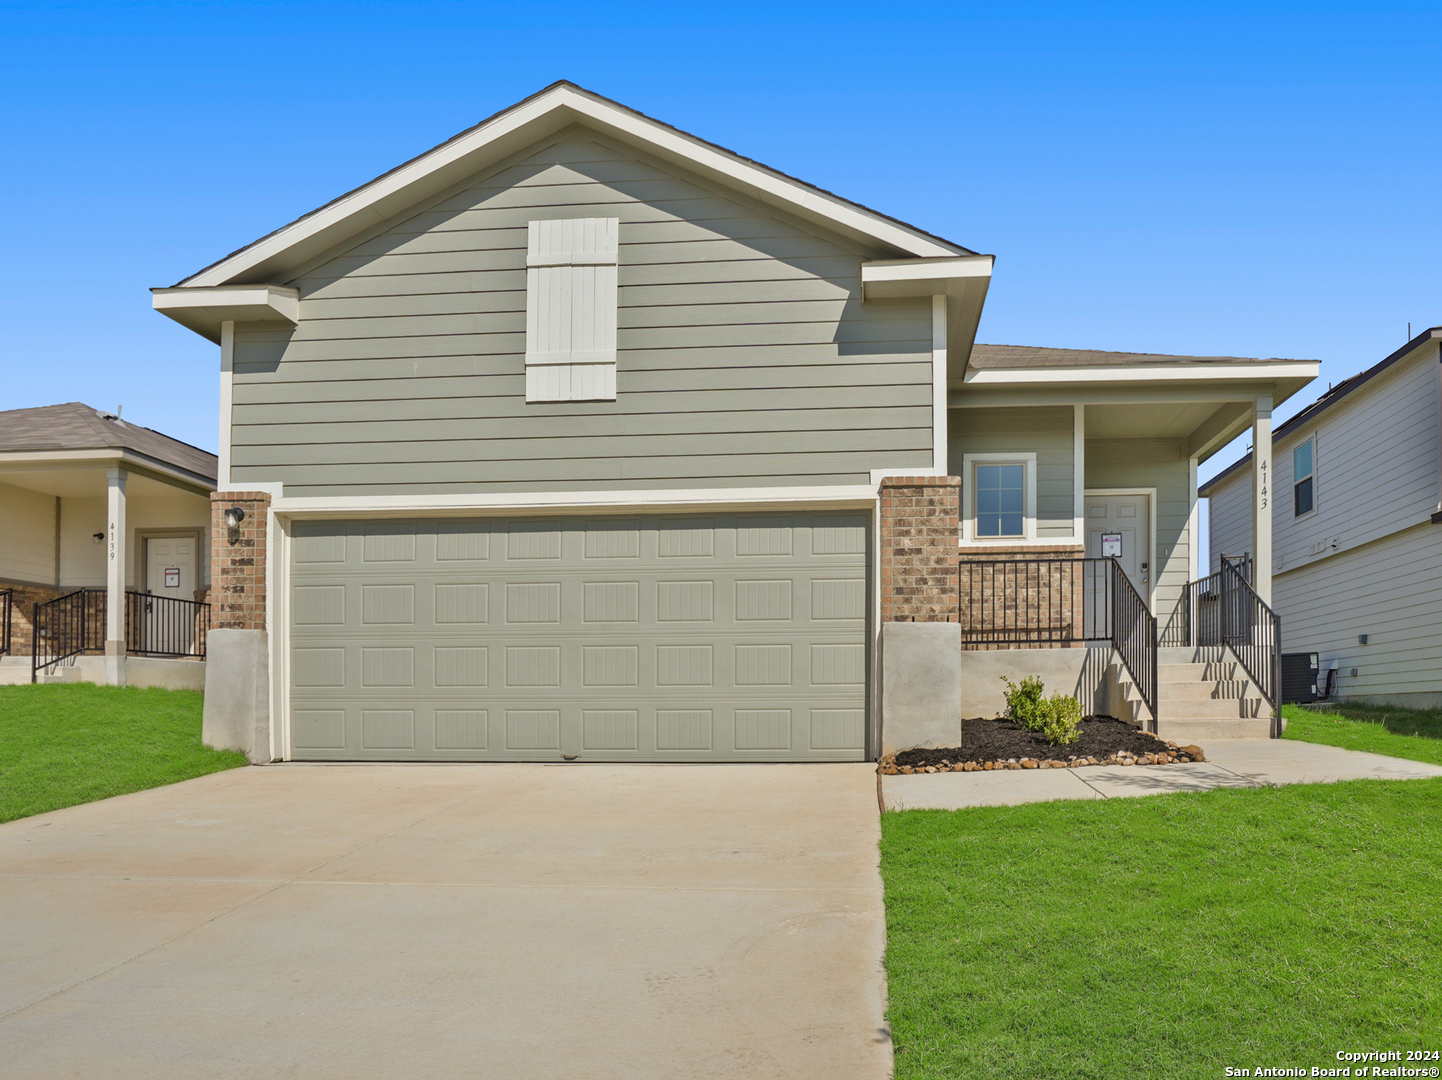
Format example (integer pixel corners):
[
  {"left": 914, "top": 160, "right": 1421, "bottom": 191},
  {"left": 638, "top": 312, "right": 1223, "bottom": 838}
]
[
  {"left": 150, "top": 82, "right": 1318, "bottom": 764},
  {"left": 0, "top": 402, "right": 215, "bottom": 688},
  {"left": 1201, "top": 327, "right": 1442, "bottom": 708}
]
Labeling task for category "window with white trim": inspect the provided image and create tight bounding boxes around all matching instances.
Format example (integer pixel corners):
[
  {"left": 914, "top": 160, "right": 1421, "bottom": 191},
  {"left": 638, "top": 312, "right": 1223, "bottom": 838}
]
[
  {"left": 960, "top": 453, "right": 1036, "bottom": 542},
  {"left": 976, "top": 463, "right": 1025, "bottom": 537},
  {"left": 525, "top": 217, "right": 619, "bottom": 402},
  {"left": 1293, "top": 437, "right": 1314, "bottom": 518}
]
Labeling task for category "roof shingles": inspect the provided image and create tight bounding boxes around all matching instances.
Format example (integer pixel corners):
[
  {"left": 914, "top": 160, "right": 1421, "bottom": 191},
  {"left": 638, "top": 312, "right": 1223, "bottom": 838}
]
[{"left": 0, "top": 403, "right": 216, "bottom": 482}]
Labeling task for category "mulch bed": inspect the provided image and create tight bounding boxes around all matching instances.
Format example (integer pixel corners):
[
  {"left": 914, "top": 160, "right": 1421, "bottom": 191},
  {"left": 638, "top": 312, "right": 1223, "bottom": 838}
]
[{"left": 878, "top": 715, "right": 1205, "bottom": 775}]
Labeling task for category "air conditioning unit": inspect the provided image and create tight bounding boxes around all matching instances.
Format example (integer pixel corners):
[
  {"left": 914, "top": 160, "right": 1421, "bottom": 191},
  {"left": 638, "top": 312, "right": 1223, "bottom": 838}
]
[{"left": 1281, "top": 653, "right": 1320, "bottom": 704}]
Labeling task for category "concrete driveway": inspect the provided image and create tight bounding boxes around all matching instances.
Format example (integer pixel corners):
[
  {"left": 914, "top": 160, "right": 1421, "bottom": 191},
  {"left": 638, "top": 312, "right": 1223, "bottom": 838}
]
[{"left": 0, "top": 764, "right": 889, "bottom": 1079}]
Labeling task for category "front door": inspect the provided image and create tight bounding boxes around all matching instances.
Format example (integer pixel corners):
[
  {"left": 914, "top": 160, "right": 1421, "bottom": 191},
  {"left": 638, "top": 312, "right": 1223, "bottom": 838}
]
[
  {"left": 1085, "top": 494, "right": 1151, "bottom": 605},
  {"left": 146, "top": 537, "right": 197, "bottom": 598}
]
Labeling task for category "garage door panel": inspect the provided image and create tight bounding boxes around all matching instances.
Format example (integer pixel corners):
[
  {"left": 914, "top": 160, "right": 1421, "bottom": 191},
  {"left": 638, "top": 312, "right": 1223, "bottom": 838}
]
[{"left": 289, "top": 511, "right": 869, "bottom": 761}]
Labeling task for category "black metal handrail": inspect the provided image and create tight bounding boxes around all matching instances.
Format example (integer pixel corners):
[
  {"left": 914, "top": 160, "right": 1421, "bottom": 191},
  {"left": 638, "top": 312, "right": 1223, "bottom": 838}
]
[
  {"left": 957, "top": 557, "right": 1158, "bottom": 729},
  {"left": 0, "top": 588, "right": 12, "bottom": 657},
  {"left": 1173, "top": 554, "right": 1281, "bottom": 733},
  {"left": 32, "top": 589, "right": 106, "bottom": 682},
  {"left": 1108, "top": 560, "right": 1158, "bottom": 731},
  {"left": 125, "top": 591, "right": 209, "bottom": 659},
  {"left": 1215, "top": 557, "right": 1281, "bottom": 731}
]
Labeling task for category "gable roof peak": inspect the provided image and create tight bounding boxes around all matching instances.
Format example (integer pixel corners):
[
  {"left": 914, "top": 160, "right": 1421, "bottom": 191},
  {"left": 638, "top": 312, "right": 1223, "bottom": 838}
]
[{"left": 173, "top": 82, "right": 977, "bottom": 290}]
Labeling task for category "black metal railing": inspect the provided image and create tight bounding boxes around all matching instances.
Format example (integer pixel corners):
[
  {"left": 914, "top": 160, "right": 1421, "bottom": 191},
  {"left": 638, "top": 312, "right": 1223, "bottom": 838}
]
[
  {"left": 958, "top": 558, "right": 1158, "bottom": 728},
  {"left": 125, "top": 591, "right": 209, "bottom": 659},
  {"left": 32, "top": 589, "right": 107, "bottom": 682},
  {"left": 1171, "top": 554, "right": 1281, "bottom": 732},
  {"left": 0, "top": 588, "right": 12, "bottom": 656}
]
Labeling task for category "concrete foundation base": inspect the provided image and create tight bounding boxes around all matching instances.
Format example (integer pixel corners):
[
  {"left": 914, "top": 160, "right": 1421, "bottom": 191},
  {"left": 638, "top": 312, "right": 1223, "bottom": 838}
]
[
  {"left": 202, "top": 630, "right": 272, "bottom": 764},
  {"left": 1, "top": 655, "right": 205, "bottom": 691},
  {"left": 959, "top": 645, "right": 1113, "bottom": 719},
  {"left": 881, "top": 622, "right": 962, "bottom": 753}
]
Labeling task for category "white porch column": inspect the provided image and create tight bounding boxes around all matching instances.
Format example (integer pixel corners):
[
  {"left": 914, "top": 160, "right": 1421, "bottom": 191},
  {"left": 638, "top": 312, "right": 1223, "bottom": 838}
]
[
  {"left": 1251, "top": 395, "right": 1273, "bottom": 605},
  {"left": 105, "top": 466, "right": 128, "bottom": 687},
  {"left": 1073, "top": 404, "right": 1085, "bottom": 541}
]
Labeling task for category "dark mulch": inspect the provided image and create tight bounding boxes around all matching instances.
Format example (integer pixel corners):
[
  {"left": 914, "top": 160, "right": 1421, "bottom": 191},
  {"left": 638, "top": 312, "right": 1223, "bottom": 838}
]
[{"left": 894, "top": 715, "right": 1178, "bottom": 769}]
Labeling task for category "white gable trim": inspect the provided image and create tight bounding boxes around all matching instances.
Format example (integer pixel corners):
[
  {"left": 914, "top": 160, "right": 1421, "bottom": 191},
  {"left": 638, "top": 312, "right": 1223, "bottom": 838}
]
[{"left": 178, "top": 83, "right": 968, "bottom": 289}]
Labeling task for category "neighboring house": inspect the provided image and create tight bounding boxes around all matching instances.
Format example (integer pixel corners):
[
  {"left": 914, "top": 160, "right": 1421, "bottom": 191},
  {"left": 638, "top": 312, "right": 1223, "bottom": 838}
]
[
  {"left": 151, "top": 82, "right": 1317, "bottom": 764},
  {"left": 1202, "top": 328, "right": 1442, "bottom": 708},
  {"left": 0, "top": 403, "right": 216, "bottom": 687}
]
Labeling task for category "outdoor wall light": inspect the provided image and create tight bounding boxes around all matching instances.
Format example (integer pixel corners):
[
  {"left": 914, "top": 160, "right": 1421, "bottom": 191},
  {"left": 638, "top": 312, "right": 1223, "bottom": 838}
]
[
  {"left": 224, "top": 507, "right": 246, "bottom": 528},
  {"left": 1357, "top": 634, "right": 1368, "bottom": 646},
  {"left": 91, "top": 532, "right": 104, "bottom": 544}
]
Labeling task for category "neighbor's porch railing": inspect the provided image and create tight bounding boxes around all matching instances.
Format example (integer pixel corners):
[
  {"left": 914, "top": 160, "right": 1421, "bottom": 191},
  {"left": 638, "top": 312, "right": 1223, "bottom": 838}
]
[
  {"left": 32, "top": 589, "right": 210, "bottom": 681},
  {"left": 957, "top": 557, "right": 1158, "bottom": 730},
  {"left": 0, "top": 588, "right": 12, "bottom": 656}
]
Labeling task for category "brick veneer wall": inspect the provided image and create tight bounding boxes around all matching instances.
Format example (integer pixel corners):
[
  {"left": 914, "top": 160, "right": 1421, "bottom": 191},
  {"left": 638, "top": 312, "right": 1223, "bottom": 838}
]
[
  {"left": 1, "top": 581, "right": 66, "bottom": 657},
  {"left": 210, "top": 492, "right": 271, "bottom": 632},
  {"left": 879, "top": 476, "right": 961, "bottom": 622},
  {"left": 957, "top": 542, "right": 1087, "bottom": 650}
]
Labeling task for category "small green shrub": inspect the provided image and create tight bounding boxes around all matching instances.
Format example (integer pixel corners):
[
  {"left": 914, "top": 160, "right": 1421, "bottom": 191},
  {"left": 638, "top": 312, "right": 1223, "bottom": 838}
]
[
  {"left": 1000, "top": 675, "right": 1046, "bottom": 729},
  {"left": 1039, "top": 692, "right": 1083, "bottom": 745},
  {"left": 1000, "top": 676, "right": 1082, "bottom": 745}
]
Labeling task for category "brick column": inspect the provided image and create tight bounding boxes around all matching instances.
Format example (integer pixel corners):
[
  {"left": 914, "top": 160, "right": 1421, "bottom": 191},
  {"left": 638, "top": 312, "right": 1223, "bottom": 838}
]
[
  {"left": 879, "top": 475, "right": 961, "bottom": 622},
  {"left": 210, "top": 491, "right": 271, "bottom": 631}
]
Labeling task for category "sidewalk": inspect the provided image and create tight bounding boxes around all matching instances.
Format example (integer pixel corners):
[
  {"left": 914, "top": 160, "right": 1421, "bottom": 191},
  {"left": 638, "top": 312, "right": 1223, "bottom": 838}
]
[{"left": 881, "top": 738, "right": 1442, "bottom": 811}]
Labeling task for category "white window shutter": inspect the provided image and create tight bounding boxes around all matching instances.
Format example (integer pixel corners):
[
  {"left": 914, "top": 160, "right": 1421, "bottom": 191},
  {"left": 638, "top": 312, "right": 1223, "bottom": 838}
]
[{"left": 525, "top": 218, "right": 619, "bottom": 402}]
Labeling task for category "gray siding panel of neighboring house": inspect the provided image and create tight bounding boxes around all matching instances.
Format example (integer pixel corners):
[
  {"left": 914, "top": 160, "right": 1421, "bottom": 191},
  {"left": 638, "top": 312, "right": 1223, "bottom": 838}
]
[
  {"left": 948, "top": 407, "right": 1075, "bottom": 538},
  {"left": 1206, "top": 470, "right": 1252, "bottom": 576},
  {"left": 1275, "top": 522, "right": 1442, "bottom": 704},
  {"left": 1085, "top": 439, "right": 1192, "bottom": 638},
  {"left": 230, "top": 130, "right": 934, "bottom": 496}
]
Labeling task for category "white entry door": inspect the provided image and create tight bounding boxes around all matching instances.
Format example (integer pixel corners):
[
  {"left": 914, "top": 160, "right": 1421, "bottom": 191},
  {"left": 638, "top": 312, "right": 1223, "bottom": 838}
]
[
  {"left": 1085, "top": 494, "right": 1151, "bottom": 605},
  {"left": 146, "top": 537, "right": 197, "bottom": 598}
]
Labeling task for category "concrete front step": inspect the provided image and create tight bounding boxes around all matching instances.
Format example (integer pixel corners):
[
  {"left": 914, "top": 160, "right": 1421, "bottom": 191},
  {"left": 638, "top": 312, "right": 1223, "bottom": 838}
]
[
  {"left": 1162, "top": 680, "right": 1252, "bottom": 701},
  {"left": 1157, "top": 646, "right": 1227, "bottom": 664},
  {"left": 1159, "top": 694, "right": 1266, "bottom": 719},
  {"left": 1158, "top": 718, "right": 1274, "bottom": 740},
  {"left": 1159, "top": 662, "right": 1239, "bottom": 682}
]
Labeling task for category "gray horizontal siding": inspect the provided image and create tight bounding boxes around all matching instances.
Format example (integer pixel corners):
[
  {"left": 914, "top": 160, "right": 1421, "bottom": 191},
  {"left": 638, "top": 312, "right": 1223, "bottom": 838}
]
[
  {"left": 949, "top": 407, "right": 1075, "bottom": 538},
  {"left": 232, "top": 130, "right": 933, "bottom": 496}
]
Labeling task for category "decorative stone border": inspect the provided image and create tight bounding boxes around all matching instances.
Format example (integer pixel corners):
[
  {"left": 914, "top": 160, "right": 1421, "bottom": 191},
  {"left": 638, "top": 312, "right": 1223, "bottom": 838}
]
[{"left": 878, "top": 743, "right": 1206, "bottom": 775}]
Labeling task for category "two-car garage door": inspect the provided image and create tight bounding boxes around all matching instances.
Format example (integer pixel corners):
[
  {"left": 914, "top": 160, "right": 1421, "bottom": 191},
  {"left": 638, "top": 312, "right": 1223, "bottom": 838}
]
[{"left": 287, "top": 511, "right": 870, "bottom": 762}]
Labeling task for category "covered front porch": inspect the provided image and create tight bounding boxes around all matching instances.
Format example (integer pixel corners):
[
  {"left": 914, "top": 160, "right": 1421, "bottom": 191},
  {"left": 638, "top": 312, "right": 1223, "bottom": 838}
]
[
  {"left": 0, "top": 403, "right": 217, "bottom": 687},
  {"left": 878, "top": 344, "right": 1318, "bottom": 753}
]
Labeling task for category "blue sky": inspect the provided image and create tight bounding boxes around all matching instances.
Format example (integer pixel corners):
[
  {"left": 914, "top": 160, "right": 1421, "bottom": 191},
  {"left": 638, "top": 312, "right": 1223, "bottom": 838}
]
[{"left": 4, "top": 1, "right": 1439, "bottom": 541}]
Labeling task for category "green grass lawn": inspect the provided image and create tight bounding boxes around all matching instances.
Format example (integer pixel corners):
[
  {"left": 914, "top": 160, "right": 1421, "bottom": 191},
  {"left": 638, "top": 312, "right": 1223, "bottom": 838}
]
[
  {"left": 1284, "top": 700, "right": 1442, "bottom": 766},
  {"left": 0, "top": 683, "right": 247, "bottom": 824},
  {"left": 882, "top": 779, "right": 1442, "bottom": 1079}
]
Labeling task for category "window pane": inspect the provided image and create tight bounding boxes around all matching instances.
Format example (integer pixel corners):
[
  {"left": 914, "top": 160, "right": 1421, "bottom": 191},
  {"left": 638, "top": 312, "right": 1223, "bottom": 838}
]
[
  {"left": 1294, "top": 476, "right": 1313, "bottom": 517},
  {"left": 1293, "top": 441, "right": 1312, "bottom": 479},
  {"left": 975, "top": 463, "right": 1025, "bottom": 538}
]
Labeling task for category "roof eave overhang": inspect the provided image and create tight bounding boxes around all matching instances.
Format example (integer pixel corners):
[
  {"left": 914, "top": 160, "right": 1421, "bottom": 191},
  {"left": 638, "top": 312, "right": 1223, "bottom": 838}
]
[
  {"left": 861, "top": 256, "right": 995, "bottom": 380},
  {"left": 151, "top": 285, "right": 300, "bottom": 344},
  {"left": 0, "top": 448, "right": 217, "bottom": 494},
  {"left": 173, "top": 85, "right": 970, "bottom": 295}
]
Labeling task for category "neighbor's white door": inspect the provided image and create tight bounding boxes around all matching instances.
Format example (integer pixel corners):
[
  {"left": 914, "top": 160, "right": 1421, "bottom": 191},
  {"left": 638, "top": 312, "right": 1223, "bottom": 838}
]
[
  {"left": 140, "top": 537, "right": 198, "bottom": 655},
  {"left": 1085, "top": 494, "right": 1151, "bottom": 605},
  {"left": 146, "top": 537, "right": 196, "bottom": 598}
]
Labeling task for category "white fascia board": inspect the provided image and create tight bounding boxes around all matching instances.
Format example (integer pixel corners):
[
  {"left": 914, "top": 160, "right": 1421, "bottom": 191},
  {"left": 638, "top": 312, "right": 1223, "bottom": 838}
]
[
  {"left": 152, "top": 285, "right": 300, "bottom": 343},
  {"left": 861, "top": 255, "right": 994, "bottom": 298},
  {"left": 0, "top": 449, "right": 215, "bottom": 493},
  {"left": 271, "top": 484, "right": 878, "bottom": 518},
  {"left": 961, "top": 361, "right": 1320, "bottom": 385},
  {"left": 177, "top": 86, "right": 966, "bottom": 291}
]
